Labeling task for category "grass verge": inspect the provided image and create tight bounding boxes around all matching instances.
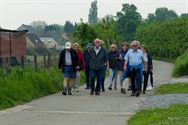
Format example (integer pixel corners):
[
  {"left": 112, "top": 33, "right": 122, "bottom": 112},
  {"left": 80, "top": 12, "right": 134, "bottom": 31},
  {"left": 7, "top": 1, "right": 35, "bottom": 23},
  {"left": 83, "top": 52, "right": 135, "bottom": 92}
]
[
  {"left": 0, "top": 67, "right": 64, "bottom": 110},
  {"left": 155, "top": 83, "right": 188, "bottom": 94},
  {"left": 128, "top": 104, "right": 188, "bottom": 125}
]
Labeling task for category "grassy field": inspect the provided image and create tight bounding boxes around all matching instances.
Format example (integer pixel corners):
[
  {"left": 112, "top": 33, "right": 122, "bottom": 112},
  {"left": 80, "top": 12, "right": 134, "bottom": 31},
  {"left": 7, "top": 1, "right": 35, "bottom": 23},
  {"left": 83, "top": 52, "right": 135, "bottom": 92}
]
[
  {"left": 128, "top": 83, "right": 188, "bottom": 125},
  {"left": 155, "top": 83, "right": 188, "bottom": 94},
  {"left": 128, "top": 104, "right": 188, "bottom": 125}
]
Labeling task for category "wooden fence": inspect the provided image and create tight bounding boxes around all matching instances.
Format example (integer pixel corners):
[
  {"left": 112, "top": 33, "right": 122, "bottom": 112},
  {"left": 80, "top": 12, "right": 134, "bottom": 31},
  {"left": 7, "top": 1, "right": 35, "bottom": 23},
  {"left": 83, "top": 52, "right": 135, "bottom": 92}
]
[{"left": 0, "top": 54, "right": 59, "bottom": 71}]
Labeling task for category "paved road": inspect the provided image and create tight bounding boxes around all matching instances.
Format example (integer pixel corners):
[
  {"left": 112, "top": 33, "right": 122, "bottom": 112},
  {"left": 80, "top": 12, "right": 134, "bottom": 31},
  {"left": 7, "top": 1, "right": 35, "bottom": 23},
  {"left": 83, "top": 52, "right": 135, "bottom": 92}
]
[{"left": 0, "top": 60, "right": 174, "bottom": 125}]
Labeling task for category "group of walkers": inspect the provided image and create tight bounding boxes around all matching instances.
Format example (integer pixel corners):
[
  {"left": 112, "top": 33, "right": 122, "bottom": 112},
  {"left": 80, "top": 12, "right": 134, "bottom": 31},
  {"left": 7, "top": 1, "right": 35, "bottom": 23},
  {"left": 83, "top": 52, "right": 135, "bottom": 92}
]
[{"left": 58, "top": 38, "right": 153, "bottom": 97}]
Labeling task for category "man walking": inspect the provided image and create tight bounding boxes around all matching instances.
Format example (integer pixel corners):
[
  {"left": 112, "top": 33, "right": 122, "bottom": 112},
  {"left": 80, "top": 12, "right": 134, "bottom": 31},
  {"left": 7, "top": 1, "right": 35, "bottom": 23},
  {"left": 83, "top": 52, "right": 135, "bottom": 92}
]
[
  {"left": 124, "top": 40, "right": 147, "bottom": 97},
  {"left": 90, "top": 39, "right": 108, "bottom": 95},
  {"left": 84, "top": 43, "right": 93, "bottom": 89},
  {"left": 58, "top": 42, "right": 79, "bottom": 96}
]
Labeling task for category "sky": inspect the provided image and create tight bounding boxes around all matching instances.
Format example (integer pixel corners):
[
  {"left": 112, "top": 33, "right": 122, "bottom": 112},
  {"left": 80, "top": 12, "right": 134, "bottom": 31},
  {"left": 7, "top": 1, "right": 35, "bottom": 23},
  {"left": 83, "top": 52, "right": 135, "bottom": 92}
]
[{"left": 0, "top": 0, "right": 188, "bottom": 30}]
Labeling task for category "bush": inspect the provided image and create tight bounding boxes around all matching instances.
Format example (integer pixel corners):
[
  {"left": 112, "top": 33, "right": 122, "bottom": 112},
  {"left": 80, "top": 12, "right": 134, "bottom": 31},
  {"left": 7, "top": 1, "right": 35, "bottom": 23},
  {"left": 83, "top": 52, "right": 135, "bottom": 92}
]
[{"left": 172, "top": 52, "right": 188, "bottom": 77}]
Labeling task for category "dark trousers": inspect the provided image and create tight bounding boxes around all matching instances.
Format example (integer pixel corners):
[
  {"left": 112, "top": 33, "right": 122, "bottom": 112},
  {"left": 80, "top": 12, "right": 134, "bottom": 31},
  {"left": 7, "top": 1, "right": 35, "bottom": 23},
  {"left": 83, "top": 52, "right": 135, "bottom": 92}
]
[
  {"left": 143, "top": 71, "right": 153, "bottom": 91},
  {"left": 85, "top": 67, "right": 90, "bottom": 87},
  {"left": 143, "top": 71, "right": 149, "bottom": 91},
  {"left": 90, "top": 69, "right": 102, "bottom": 93},
  {"left": 100, "top": 66, "right": 106, "bottom": 91},
  {"left": 130, "top": 68, "right": 142, "bottom": 93},
  {"left": 149, "top": 72, "right": 153, "bottom": 87}
]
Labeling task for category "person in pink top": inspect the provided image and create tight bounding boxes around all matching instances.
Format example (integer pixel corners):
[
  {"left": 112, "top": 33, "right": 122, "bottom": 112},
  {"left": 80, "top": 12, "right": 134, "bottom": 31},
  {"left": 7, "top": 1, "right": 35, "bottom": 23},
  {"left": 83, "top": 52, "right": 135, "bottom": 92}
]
[{"left": 73, "top": 42, "right": 85, "bottom": 92}]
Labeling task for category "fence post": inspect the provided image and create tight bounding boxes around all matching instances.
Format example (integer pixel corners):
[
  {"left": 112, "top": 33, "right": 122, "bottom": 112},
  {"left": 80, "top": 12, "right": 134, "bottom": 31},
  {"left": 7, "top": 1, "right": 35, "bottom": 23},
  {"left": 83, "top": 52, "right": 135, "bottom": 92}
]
[
  {"left": 34, "top": 55, "right": 38, "bottom": 71},
  {"left": 5, "top": 57, "right": 10, "bottom": 73},
  {"left": 21, "top": 56, "right": 24, "bottom": 68},
  {"left": 47, "top": 54, "right": 51, "bottom": 69},
  {"left": 44, "top": 55, "right": 47, "bottom": 69}
]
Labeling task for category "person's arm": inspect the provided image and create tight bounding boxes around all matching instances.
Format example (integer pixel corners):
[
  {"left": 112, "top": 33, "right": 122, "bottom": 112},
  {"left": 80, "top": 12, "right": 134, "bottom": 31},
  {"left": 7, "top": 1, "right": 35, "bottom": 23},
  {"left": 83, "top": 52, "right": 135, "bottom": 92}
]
[
  {"left": 123, "top": 51, "right": 129, "bottom": 70},
  {"left": 142, "top": 52, "right": 148, "bottom": 72},
  {"left": 123, "top": 60, "right": 128, "bottom": 71},
  {"left": 58, "top": 51, "right": 63, "bottom": 69}
]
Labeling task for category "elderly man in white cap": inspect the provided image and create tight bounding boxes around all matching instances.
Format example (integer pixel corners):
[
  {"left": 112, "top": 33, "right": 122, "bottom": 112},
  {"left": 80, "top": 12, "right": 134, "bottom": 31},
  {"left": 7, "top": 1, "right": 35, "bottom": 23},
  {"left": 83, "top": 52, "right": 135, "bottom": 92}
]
[{"left": 58, "top": 42, "right": 79, "bottom": 96}]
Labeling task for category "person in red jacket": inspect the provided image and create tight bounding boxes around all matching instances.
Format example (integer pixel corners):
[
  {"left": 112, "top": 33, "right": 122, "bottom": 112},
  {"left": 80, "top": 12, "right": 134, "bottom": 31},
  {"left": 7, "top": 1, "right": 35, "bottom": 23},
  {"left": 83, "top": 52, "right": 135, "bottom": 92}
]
[{"left": 73, "top": 42, "right": 85, "bottom": 92}]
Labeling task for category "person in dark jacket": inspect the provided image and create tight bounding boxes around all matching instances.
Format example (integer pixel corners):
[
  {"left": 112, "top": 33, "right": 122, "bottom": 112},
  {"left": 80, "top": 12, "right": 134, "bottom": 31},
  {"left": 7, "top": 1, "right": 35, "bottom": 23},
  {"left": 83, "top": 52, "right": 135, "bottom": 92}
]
[
  {"left": 116, "top": 42, "right": 130, "bottom": 94},
  {"left": 100, "top": 40, "right": 108, "bottom": 92},
  {"left": 83, "top": 43, "right": 93, "bottom": 89},
  {"left": 141, "top": 45, "right": 153, "bottom": 94},
  {"left": 58, "top": 42, "right": 79, "bottom": 96},
  {"left": 108, "top": 44, "right": 118, "bottom": 90},
  {"left": 89, "top": 39, "right": 108, "bottom": 95}
]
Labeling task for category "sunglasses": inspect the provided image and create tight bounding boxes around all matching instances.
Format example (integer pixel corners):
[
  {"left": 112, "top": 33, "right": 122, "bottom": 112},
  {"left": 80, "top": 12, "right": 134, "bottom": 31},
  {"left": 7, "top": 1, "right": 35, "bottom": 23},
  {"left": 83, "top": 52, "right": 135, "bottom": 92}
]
[{"left": 132, "top": 45, "right": 137, "bottom": 47}]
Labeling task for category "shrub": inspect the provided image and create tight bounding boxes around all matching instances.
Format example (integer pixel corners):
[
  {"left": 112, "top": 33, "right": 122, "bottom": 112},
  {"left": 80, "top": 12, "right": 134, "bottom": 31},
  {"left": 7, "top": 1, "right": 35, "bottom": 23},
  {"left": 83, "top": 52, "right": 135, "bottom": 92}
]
[{"left": 173, "top": 52, "right": 188, "bottom": 77}]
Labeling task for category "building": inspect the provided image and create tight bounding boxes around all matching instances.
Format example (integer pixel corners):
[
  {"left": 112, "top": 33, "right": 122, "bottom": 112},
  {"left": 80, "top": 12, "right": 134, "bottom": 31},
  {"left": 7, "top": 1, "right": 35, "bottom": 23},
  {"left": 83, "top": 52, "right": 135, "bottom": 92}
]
[
  {"left": 27, "top": 33, "right": 49, "bottom": 55},
  {"left": 40, "top": 37, "right": 60, "bottom": 49},
  {"left": 0, "top": 29, "right": 27, "bottom": 65}
]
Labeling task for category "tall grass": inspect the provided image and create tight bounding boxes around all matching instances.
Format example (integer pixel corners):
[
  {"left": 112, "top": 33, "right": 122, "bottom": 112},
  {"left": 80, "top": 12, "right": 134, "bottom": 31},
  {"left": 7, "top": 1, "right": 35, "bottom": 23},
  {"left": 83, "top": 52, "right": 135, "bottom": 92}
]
[
  {"left": 0, "top": 67, "right": 64, "bottom": 110},
  {"left": 172, "top": 52, "right": 188, "bottom": 77}
]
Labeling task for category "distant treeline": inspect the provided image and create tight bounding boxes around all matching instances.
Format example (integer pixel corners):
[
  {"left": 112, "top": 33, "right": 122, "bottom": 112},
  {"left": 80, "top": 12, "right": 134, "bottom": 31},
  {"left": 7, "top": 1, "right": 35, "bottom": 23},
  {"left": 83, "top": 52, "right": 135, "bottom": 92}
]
[{"left": 136, "top": 18, "right": 188, "bottom": 60}]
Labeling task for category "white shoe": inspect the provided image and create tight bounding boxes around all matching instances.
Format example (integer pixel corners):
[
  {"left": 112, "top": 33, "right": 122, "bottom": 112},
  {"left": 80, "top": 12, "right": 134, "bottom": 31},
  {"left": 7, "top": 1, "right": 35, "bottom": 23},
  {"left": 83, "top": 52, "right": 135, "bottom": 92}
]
[{"left": 146, "top": 85, "right": 153, "bottom": 91}]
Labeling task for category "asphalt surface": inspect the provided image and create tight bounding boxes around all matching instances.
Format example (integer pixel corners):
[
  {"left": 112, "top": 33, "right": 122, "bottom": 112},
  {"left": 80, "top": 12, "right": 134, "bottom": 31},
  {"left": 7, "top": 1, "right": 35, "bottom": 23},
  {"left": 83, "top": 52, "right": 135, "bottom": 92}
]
[{"left": 0, "top": 60, "right": 174, "bottom": 125}]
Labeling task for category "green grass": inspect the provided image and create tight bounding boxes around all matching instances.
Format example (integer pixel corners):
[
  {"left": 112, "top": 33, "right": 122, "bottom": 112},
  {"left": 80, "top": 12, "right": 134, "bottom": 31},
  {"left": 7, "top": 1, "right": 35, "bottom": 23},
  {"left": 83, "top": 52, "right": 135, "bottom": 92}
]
[
  {"left": 173, "top": 52, "right": 188, "bottom": 77},
  {"left": 155, "top": 83, "right": 188, "bottom": 94},
  {"left": 0, "top": 67, "right": 64, "bottom": 110},
  {"left": 128, "top": 104, "right": 188, "bottom": 125},
  {"left": 0, "top": 66, "right": 87, "bottom": 110}
]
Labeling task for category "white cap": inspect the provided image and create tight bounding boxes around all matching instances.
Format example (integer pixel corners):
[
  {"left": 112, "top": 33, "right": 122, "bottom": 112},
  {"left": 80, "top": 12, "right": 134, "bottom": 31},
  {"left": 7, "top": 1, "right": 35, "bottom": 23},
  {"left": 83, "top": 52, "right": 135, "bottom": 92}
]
[{"left": 65, "top": 42, "right": 71, "bottom": 49}]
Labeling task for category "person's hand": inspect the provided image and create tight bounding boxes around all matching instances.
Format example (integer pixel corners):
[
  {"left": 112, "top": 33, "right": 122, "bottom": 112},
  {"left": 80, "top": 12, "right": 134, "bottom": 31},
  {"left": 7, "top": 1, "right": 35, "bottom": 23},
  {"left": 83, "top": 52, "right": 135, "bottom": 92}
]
[
  {"left": 76, "top": 66, "right": 80, "bottom": 70},
  {"left": 123, "top": 65, "right": 126, "bottom": 71}
]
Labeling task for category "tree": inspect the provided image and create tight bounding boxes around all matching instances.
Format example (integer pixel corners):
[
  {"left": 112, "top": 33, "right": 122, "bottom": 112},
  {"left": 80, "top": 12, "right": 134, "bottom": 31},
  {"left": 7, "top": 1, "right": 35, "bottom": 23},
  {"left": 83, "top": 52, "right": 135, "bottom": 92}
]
[
  {"left": 147, "top": 7, "right": 178, "bottom": 22},
  {"left": 93, "top": 19, "right": 123, "bottom": 48},
  {"left": 116, "top": 3, "right": 142, "bottom": 42},
  {"left": 88, "top": 0, "right": 98, "bottom": 24},
  {"left": 181, "top": 13, "right": 188, "bottom": 18},
  {"left": 44, "top": 24, "right": 64, "bottom": 34},
  {"left": 73, "top": 23, "right": 97, "bottom": 47},
  {"left": 64, "top": 21, "right": 75, "bottom": 33},
  {"left": 147, "top": 14, "right": 156, "bottom": 22},
  {"left": 30, "top": 20, "right": 47, "bottom": 35}
]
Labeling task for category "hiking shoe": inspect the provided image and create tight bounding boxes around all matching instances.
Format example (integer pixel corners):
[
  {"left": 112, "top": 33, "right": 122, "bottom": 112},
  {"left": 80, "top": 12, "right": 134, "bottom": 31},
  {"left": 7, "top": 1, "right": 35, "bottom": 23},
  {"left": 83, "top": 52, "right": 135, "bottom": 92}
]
[
  {"left": 102, "top": 88, "right": 105, "bottom": 92},
  {"left": 90, "top": 91, "right": 94, "bottom": 95},
  {"left": 114, "top": 87, "right": 117, "bottom": 90},
  {"left": 136, "top": 91, "right": 141, "bottom": 97},
  {"left": 62, "top": 91, "right": 66, "bottom": 96},
  {"left": 127, "top": 86, "right": 132, "bottom": 91},
  {"left": 121, "top": 88, "right": 124, "bottom": 93},
  {"left": 68, "top": 93, "right": 72, "bottom": 95},
  {"left": 85, "top": 86, "right": 90, "bottom": 89},
  {"left": 122, "top": 89, "right": 126, "bottom": 94},
  {"left": 131, "top": 92, "right": 136, "bottom": 96},
  {"left": 95, "top": 92, "right": 100, "bottom": 95},
  {"left": 143, "top": 91, "right": 146, "bottom": 94},
  {"left": 108, "top": 86, "right": 112, "bottom": 90}
]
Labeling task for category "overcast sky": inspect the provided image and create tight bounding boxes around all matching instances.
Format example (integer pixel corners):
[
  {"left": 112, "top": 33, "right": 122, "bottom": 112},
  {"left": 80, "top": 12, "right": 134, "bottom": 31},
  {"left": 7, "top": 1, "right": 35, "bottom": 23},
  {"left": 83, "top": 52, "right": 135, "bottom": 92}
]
[{"left": 0, "top": 0, "right": 187, "bottom": 30}]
